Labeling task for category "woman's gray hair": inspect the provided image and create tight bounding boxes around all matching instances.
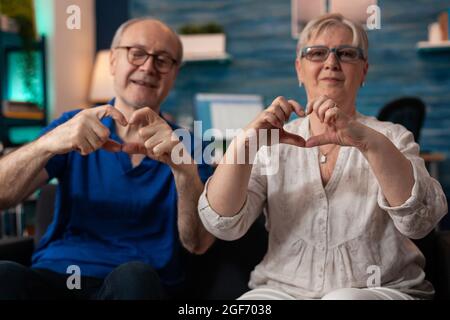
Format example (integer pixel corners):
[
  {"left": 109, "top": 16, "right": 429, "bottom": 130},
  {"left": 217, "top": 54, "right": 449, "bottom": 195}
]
[
  {"left": 296, "top": 13, "right": 368, "bottom": 60},
  {"left": 110, "top": 17, "right": 183, "bottom": 63}
]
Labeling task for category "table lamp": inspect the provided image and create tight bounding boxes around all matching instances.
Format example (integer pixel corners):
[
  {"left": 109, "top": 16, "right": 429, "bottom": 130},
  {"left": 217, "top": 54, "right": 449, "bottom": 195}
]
[{"left": 89, "top": 50, "right": 115, "bottom": 104}]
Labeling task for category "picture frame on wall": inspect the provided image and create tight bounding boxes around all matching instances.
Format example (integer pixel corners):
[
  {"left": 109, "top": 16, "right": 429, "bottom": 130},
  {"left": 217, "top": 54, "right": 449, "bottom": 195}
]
[
  {"left": 291, "top": 0, "right": 327, "bottom": 39},
  {"left": 291, "top": 0, "right": 378, "bottom": 39}
]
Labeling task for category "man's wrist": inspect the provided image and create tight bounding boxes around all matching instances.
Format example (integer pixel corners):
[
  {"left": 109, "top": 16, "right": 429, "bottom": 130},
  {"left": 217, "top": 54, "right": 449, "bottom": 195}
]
[
  {"left": 171, "top": 158, "right": 198, "bottom": 178},
  {"left": 33, "top": 135, "right": 56, "bottom": 159}
]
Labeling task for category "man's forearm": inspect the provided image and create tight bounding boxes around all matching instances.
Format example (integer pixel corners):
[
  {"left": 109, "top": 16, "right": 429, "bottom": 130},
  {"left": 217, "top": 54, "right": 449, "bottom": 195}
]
[
  {"left": 172, "top": 163, "right": 215, "bottom": 255},
  {"left": 0, "top": 138, "right": 52, "bottom": 209}
]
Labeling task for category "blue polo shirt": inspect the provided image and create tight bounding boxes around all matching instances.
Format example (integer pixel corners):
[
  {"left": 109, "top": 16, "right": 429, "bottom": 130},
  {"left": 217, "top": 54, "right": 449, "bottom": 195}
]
[{"left": 31, "top": 103, "right": 212, "bottom": 287}]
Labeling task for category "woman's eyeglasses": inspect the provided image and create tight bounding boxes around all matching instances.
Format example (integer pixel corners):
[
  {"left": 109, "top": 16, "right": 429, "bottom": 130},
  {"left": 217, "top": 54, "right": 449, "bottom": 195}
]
[
  {"left": 115, "top": 46, "right": 179, "bottom": 73},
  {"left": 300, "top": 45, "right": 365, "bottom": 62}
]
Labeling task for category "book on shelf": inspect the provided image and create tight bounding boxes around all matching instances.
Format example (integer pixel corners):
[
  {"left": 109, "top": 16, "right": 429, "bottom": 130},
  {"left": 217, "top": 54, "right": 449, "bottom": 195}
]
[
  {"left": 0, "top": 15, "right": 20, "bottom": 33},
  {"left": 0, "top": 208, "right": 25, "bottom": 238},
  {"left": 2, "top": 100, "right": 45, "bottom": 120}
]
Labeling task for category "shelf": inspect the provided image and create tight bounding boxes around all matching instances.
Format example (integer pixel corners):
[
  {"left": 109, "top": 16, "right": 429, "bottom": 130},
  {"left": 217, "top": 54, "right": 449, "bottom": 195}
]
[
  {"left": 416, "top": 40, "right": 450, "bottom": 53},
  {"left": 180, "top": 33, "right": 231, "bottom": 64},
  {"left": 183, "top": 53, "right": 232, "bottom": 64},
  {"left": 0, "top": 117, "right": 45, "bottom": 126},
  {"left": 420, "top": 152, "right": 446, "bottom": 163},
  {"left": 0, "top": 236, "right": 33, "bottom": 246}
]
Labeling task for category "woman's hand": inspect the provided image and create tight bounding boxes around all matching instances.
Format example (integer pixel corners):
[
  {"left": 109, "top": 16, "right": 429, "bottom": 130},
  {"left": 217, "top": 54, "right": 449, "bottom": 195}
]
[
  {"left": 245, "top": 96, "right": 306, "bottom": 147},
  {"left": 305, "top": 96, "right": 371, "bottom": 150}
]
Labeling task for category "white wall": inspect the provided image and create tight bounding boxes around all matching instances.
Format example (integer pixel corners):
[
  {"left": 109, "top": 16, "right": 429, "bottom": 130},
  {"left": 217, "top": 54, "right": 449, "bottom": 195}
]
[{"left": 34, "top": 0, "right": 96, "bottom": 119}]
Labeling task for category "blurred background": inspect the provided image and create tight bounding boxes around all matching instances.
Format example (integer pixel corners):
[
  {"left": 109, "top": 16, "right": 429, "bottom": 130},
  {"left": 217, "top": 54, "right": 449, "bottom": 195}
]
[{"left": 1, "top": 0, "right": 450, "bottom": 234}]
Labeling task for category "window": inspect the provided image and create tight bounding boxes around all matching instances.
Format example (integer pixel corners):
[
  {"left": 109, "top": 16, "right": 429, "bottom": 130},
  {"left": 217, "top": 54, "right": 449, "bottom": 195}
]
[{"left": 194, "top": 93, "right": 264, "bottom": 141}]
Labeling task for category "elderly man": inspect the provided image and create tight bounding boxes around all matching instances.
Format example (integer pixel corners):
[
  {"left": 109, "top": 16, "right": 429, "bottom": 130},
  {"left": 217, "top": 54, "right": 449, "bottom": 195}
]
[{"left": 0, "top": 18, "right": 214, "bottom": 300}]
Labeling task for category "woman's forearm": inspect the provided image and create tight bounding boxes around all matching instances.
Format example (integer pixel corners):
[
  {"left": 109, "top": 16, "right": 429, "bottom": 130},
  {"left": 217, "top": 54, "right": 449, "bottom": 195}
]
[
  {"left": 207, "top": 97, "right": 304, "bottom": 217},
  {"left": 360, "top": 129, "right": 414, "bottom": 207},
  {"left": 207, "top": 136, "right": 255, "bottom": 217}
]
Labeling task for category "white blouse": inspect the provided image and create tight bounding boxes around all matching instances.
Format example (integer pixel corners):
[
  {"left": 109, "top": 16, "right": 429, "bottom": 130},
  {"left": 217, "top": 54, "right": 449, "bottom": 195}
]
[{"left": 198, "top": 113, "right": 448, "bottom": 299}]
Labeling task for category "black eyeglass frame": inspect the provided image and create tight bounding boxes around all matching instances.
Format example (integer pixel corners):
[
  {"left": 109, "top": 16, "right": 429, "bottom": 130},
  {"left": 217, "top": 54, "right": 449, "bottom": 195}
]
[
  {"left": 300, "top": 45, "right": 366, "bottom": 62},
  {"left": 114, "top": 46, "right": 179, "bottom": 73}
]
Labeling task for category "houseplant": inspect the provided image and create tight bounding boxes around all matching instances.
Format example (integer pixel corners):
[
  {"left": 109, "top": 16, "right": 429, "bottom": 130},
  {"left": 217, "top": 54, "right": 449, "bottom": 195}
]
[
  {"left": 179, "top": 22, "right": 224, "bottom": 35},
  {"left": 178, "top": 22, "right": 228, "bottom": 62}
]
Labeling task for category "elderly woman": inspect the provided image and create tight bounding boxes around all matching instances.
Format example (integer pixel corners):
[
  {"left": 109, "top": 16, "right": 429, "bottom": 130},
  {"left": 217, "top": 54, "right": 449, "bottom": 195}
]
[{"left": 197, "top": 13, "right": 447, "bottom": 300}]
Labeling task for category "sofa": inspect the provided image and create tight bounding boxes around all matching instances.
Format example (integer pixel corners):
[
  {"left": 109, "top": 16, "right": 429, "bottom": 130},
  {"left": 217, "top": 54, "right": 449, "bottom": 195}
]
[{"left": 0, "top": 184, "right": 449, "bottom": 299}]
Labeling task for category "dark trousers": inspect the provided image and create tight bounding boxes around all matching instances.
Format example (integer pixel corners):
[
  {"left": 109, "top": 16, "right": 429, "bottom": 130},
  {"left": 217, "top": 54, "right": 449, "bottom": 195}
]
[{"left": 0, "top": 260, "right": 168, "bottom": 300}]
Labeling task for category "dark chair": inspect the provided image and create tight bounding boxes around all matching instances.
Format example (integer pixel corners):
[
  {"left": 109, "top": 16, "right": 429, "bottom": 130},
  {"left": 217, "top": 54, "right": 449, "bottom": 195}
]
[
  {"left": 184, "top": 217, "right": 267, "bottom": 299},
  {"left": 0, "top": 185, "right": 57, "bottom": 267},
  {"left": 377, "top": 97, "right": 450, "bottom": 299},
  {"left": 377, "top": 97, "right": 426, "bottom": 143},
  {"left": 33, "top": 184, "right": 57, "bottom": 246}
]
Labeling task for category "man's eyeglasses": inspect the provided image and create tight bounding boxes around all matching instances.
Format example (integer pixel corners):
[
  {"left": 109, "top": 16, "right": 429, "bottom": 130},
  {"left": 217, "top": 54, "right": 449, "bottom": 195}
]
[
  {"left": 115, "top": 46, "right": 179, "bottom": 73},
  {"left": 300, "top": 45, "right": 365, "bottom": 62}
]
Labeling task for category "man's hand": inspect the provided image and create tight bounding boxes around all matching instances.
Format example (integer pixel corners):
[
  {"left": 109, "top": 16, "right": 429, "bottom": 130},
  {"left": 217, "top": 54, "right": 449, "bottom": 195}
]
[
  {"left": 40, "top": 105, "right": 128, "bottom": 156},
  {"left": 121, "top": 107, "right": 187, "bottom": 167}
]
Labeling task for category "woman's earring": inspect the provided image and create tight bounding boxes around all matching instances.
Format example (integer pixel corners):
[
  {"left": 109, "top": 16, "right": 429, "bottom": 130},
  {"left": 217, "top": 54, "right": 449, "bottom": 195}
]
[
  {"left": 361, "top": 82, "right": 365, "bottom": 87},
  {"left": 299, "top": 82, "right": 303, "bottom": 87}
]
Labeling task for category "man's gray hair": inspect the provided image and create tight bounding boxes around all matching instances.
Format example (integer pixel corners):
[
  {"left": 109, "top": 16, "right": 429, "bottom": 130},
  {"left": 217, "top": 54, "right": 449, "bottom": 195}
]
[
  {"left": 296, "top": 13, "right": 368, "bottom": 60},
  {"left": 110, "top": 17, "right": 183, "bottom": 63}
]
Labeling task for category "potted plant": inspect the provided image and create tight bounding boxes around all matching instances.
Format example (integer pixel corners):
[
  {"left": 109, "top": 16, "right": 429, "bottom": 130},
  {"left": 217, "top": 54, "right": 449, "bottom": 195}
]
[{"left": 178, "top": 22, "right": 229, "bottom": 62}]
